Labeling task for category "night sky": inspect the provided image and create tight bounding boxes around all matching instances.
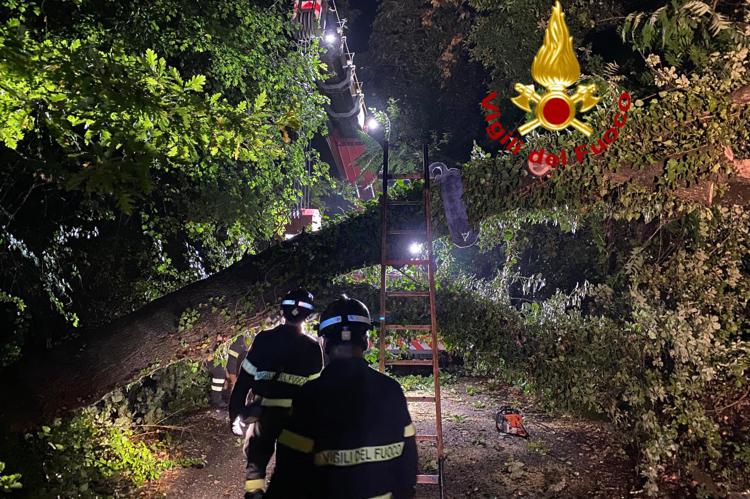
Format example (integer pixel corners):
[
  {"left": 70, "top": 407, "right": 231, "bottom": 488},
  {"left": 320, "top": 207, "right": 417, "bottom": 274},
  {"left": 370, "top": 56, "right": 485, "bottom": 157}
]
[{"left": 340, "top": 0, "right": 378, "bottom": 55}]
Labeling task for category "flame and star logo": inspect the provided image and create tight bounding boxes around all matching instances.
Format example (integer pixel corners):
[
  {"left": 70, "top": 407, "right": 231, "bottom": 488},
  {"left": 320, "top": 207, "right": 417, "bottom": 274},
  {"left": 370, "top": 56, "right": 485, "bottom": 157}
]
[{"left": 511, "top": 1, "right": 599, "bottom": 137}]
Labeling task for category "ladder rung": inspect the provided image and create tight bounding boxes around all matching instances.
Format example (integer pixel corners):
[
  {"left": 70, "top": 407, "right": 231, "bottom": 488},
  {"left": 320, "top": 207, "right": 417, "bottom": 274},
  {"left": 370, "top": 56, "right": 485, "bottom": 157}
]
[
  {"left": 384, "top": 325, "right": 432, "bottom": 331},
  {"left": 387, "top": 229, "right": 426, "bottom": 236},
  {"left": 380, "top": 173, "right": 423, "bottom": 180},
  {"left": 383, "top": 259, "right": 429, "bottom": 266},
  {"left": 406, "top": 396, "right": 436, "bottom": 403},
  {"left": 416, "top": 434, "right": 438, "bottom": 442},
  {"left": 388, "top": 200, "right": 422, "bottom": 206},
  {"left": 386, "top": 291, "right": 430, "bottom": 297},
  {"left": 416, "top": 474, "right": 440, "bottom": 484},
  {"left": 385, "top": 359, "right": 433, "bottom": 366}
]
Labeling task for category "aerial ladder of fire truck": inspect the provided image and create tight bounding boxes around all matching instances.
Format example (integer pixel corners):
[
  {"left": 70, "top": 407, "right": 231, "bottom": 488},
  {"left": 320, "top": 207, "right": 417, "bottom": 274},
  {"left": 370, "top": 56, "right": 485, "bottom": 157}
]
[{"left": 291, "top": 2, "right": 446, "bottom": 497}]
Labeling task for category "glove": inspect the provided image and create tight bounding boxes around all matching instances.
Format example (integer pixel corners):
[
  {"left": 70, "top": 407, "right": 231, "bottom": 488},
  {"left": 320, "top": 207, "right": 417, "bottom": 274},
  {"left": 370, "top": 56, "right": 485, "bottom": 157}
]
[{"left": 232, "top": 415, "right": 248, "bottom": 436}]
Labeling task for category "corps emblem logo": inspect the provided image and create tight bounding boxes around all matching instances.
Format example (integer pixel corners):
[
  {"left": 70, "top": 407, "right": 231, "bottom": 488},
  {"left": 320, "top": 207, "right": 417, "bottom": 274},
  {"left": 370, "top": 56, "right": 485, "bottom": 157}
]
[
  {"left": 482, "top": 1, "right": 632, "bottom": 177},
  {"left": 510, "top": 1, "right": 599, "bottom": 137}
]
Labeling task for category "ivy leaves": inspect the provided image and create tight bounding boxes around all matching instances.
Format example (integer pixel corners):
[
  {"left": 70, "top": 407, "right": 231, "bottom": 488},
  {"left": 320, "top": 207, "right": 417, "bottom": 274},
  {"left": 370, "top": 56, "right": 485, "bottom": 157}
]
[{"left": 0, "top": 25, "right": 288, "bottom": 213}]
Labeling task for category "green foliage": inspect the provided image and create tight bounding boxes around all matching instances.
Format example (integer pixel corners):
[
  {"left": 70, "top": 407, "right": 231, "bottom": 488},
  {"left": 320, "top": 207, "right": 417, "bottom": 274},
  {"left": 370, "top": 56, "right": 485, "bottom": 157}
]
[
  {"left": 22, "top": 410, "right": 172, "bottom": 496},
  {"left": 392, "top": 372, "right": 457, "bottom": 393},
  {"left": 449, "top": 414, "right": 466, "bottom": 424},
  {"left": 0, "top": 0, "right": 330, "bottom": 357},
  {"left": 0, "top": 22, "right": 288, "bottom": 211},
  {"left": 469, "top": 0, "right": 627, "bottom": 94},
  {"left": 527, "top": 440, "right": 549, "bottom": 456},
  {"left": 0, "top": 461, "right": 22, "bottom": 493},
  {"left": 178, "top": 307, "right": 201, "bottom": 333},
  {"left": 622, "top": 0, "right": 750, "bottom": 69},
  {"left": 1, "top": 360, "right": 208, "bottom": 496},
  {"left": 611, "top": 206, "right": 750, "bottom": 495},
  {"left": 438, "top": 204, "right": 749, "bottom": 494}
]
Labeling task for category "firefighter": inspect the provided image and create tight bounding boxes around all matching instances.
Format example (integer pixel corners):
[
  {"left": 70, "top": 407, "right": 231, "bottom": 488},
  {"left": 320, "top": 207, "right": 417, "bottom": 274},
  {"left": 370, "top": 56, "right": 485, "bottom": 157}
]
[
  {"left": 266, "top": 296, "right": 418, "bottom": 499},
  {"left": 209, "top": 362, "right": 228, "bottom": 408},
  {"left": 229, "top": 289, "right": 323, "bottom": 499},
  {"left": 225, "top": 334, "right": 249, "bottom": 400}
]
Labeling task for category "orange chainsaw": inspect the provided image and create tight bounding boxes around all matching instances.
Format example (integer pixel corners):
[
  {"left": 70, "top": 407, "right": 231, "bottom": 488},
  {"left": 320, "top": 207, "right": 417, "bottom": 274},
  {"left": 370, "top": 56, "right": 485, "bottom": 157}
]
[{"left": 496, "top": 406, "right": 529, "bottom": 438}]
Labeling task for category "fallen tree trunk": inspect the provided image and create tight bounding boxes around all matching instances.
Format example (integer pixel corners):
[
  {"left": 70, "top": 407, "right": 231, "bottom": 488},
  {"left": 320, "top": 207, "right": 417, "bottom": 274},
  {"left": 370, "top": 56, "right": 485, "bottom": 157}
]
[{"left": 0, "top": 206, "right": 382, "bottom": 429}]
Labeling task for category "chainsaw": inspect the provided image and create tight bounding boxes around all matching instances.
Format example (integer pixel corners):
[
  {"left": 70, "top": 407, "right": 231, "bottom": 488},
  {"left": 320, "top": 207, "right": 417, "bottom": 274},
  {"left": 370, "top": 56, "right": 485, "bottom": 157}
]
[{"left": 495, "top": 406, "right": 529, "bottom": 438}]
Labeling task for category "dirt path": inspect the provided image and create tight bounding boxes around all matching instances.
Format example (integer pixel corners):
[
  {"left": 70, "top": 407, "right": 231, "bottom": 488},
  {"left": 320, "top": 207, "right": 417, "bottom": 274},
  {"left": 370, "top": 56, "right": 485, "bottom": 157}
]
[{"left": 138, "top": 377, "right": 635, "bottom": 498}]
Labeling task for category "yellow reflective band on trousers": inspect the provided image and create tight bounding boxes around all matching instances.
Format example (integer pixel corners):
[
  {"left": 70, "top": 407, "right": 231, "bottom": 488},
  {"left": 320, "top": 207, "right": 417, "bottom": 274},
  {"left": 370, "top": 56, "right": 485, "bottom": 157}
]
[
  {"left": 245, "top": 478, "right": 266, "bottom": 492},
  {"left": 404, "top": 423, "right": 416, "bottom": 438},
  {"left": 278, "top": 429, "right": 315, "bottom": 453},
  {"left": 210, "top": 386, "right": 223, "bottom": 392},
  {"left": 369, "top": 493, "right": 393, "bottom": 499},
  {"left": 314, "top": 442, "right": 405, "bottom": 467},
  {"left": 260, "top": 398, "right": 293, "bottom": 408}
]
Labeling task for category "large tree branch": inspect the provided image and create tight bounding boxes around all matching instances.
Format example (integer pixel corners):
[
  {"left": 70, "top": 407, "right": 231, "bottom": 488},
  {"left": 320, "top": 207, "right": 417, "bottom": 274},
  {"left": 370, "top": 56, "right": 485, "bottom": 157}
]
[{"left": 0, "top": 206, "right": 381, "bottom": 429}]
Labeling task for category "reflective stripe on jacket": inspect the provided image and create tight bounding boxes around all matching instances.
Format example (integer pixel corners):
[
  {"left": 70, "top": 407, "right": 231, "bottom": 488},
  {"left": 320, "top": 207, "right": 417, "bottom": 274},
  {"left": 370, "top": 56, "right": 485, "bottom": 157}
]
[
  {"left": 228, "top": 324, "right": 323, "bottom": 422},
  {"left": 266, "top": 357, "right": 418, "bottom": 499}
]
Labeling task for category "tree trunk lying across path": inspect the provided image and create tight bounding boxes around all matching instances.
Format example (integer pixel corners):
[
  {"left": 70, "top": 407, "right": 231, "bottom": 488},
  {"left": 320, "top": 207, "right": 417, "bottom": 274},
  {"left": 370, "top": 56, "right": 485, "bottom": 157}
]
[
  {"left": 0, "top": 206, "right": 381, "bottom": 430},
  {"left": 2, "top": 86, "right": 750, "bottom": 430}
]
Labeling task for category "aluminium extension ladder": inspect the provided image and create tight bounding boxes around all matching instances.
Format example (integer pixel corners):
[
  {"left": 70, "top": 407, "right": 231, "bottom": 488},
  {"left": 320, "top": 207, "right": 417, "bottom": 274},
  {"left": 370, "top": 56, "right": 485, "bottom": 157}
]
[{"left": 378, "top": 143, "right": 445, "bottom": 499}]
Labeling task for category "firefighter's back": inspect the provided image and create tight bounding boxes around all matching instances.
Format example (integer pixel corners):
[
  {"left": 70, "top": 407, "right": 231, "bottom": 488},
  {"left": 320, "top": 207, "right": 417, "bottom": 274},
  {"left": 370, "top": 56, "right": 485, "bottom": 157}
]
[
  {"left": 243, "top": 323, "right": 323, "bottom": 403},
  {"left": 298, "top": 357, "right": 417, "bottom": 499}
]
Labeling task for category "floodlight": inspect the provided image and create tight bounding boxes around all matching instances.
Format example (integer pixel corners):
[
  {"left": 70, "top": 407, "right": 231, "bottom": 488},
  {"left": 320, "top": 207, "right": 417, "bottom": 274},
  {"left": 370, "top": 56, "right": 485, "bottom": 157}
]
[
  {"left": 409, "top": 242, "right": 424, "bottom": 255},
  {"left": 367, "top": 117, "right": 381, "bottom": 130}
]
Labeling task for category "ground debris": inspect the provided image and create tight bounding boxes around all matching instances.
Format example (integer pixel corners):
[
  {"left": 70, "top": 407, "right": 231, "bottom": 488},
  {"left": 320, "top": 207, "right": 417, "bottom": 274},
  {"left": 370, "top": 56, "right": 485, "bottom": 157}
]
[{"left": 138, "top": 377, "right": 635, "bottom": 499}]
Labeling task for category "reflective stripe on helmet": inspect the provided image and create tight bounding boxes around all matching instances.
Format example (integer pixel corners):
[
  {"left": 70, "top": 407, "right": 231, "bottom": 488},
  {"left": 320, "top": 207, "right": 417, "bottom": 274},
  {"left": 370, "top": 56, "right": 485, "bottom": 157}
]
[
  {"left": 314, "top": 442, "right": 405, "bottom": 467},
  {"left": 278, "top": 429, "right": 315, "bottom": 453},
  {"left": 282, "top": 299, "right": 314, "bottom": 310},
  {"left": 245, "top": 479, "right": 266, "bottom": 492},
  {"left": 320, "top": 315, "right": 343, "bottom": 331},
  {"left": 320, "top": 314, "right": 370, "bottom": 332},
  {"left": 347, "top": 314, "right": 370, "bottom": 325}
]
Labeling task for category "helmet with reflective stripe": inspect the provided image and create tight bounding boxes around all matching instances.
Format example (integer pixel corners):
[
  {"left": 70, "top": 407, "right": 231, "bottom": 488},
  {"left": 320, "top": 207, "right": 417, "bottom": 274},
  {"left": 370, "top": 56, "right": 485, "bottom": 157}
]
[
  {"left": 318, "top": 295, "right": 371, "bottom": 348},
  {"left": 281, "top": 288, "right": 315, "bottom": 323}
]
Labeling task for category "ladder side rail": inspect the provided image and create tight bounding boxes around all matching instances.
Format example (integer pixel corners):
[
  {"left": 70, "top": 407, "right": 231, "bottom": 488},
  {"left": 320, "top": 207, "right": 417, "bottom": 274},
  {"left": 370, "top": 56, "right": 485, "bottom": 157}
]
[
  {"left": 378, "top": 140, "right": 389, "bottom": 374},
  {"left": 423, "top": 144, "right": 445, "bottom": 466}
]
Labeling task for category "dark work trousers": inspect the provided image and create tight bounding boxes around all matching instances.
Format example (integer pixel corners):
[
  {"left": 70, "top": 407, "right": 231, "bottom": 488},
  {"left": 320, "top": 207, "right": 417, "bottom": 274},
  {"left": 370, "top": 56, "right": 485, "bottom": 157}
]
[{"left": 244, "top": 407, "right": 291, "bottom": 491}]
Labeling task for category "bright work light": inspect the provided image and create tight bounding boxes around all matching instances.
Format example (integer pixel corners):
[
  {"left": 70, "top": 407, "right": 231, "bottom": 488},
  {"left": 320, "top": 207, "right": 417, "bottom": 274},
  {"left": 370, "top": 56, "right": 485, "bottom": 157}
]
[
  {"left": 367, "top": 117, "right": 381, "bottom": 130},
  {"left": 409, "top": 242, "right": 423, "bottom": 255},
  {"left": 324, "top": 32, "right": 338, "bottom": 45}
]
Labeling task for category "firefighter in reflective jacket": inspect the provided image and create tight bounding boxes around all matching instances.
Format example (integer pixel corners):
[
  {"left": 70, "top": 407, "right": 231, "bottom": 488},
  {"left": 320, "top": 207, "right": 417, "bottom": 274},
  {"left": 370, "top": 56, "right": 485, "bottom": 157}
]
[
  {"left": 266, "top": 296, "right": 418, "bottom": 499},
  {"left": 226, "top": 334, "right": 249, "bottom": 395},
  {"left": 229, "top": 289, "right": 323, "bottom": 499},
  {"left": 208, "top": 336, "right": 248, "bottom": 408},
  {"left": 209, "top": 362, "right": 228, "bottom": 407}
]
